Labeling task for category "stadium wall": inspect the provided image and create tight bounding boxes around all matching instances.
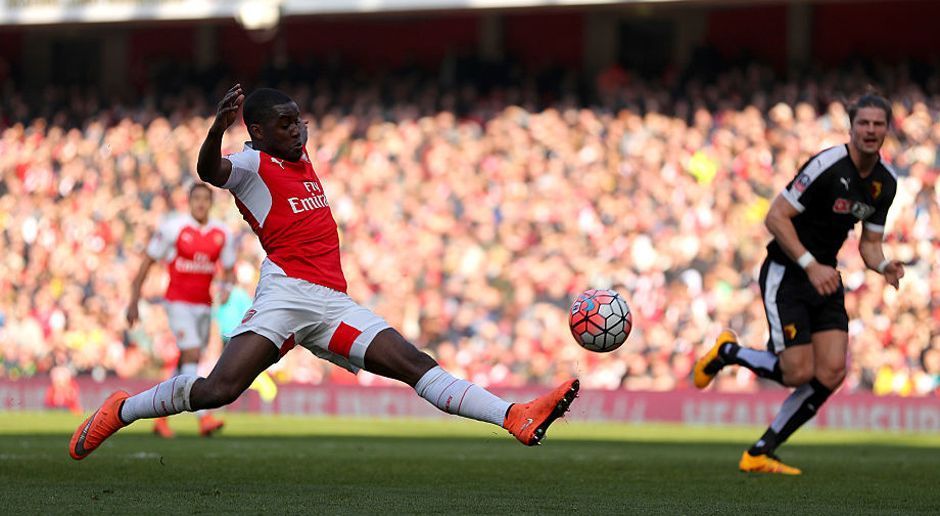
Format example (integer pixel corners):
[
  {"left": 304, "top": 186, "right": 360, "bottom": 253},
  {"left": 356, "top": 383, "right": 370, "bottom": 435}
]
[
  {"left": 4, "top": 378, "right": 938, "bottom": 433},
  {"left": 5, "top": 1, "right": 938, "bottom": 95}
]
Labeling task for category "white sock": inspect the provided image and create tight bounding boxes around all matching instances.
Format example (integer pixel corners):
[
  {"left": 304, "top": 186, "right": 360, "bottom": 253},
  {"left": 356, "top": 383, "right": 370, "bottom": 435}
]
[
  {"left": 414, "top": 366, "right": 510, "bottom": 426},
  {"left": 119, "top": 375, "right": 198, "bottom": 424},
  {"left": 737, "top": 348, "right": 779, "bottom": 372},
  {"left": 179, "top": 363, "right": 206, "bottom": 418}
]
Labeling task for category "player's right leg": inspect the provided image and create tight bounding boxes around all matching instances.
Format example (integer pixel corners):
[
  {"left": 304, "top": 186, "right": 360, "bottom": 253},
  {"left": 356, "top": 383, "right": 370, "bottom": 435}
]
[
  {"left": 362, "top": 328, "right": 579, "bottom": 446},
  {"left": 69, "top": 332, "right": 277, "bottom": 460}
]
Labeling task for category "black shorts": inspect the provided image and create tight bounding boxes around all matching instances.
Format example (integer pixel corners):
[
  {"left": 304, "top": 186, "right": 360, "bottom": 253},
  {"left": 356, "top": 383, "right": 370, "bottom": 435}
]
[{"left": 758, "top": 256, "right": 849, "bottom": 354}]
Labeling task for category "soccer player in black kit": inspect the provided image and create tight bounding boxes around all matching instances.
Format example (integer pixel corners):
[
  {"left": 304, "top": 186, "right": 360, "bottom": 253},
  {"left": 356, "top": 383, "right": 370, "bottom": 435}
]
[{"left": 693, "top": 93, "right": 905, "bottom": 474}]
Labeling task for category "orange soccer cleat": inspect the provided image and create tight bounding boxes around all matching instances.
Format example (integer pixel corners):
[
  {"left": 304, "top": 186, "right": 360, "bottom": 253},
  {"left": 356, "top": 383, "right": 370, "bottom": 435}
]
[
  {"left": 153, "top": 417, "right": 175, "bottom": 439},
  {"left": 739, "top": 451, "right": 802, "bottom": 475},
  {"left": 69, "top": 391, "right": 130, "bottom": 460},
  {"left": 504, "top": 379, "right": 580, "bottom": 446},
  {"left": 199, "top": 414, "right": 225, "bottom": 437}
]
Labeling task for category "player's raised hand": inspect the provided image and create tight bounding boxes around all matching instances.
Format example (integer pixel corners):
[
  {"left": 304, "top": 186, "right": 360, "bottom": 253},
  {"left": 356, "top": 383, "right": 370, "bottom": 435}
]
[
  {"left": 806, "top": 262, "right": 841, "bottom": 296},
  {"left": 883, "top": 260, "right": 905, "bottom": 289},
  {"left": 212, "top": 84, "right": 244, "bottom": 132}
]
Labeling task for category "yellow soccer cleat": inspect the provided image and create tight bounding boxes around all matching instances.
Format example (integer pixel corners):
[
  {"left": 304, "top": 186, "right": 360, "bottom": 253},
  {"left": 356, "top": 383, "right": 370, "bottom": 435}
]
[
  {"left": 739, "top": 451, "right": 802, "bottom": 475},
  {"left": 693, "top": 330, "right": 737, "bottom": 389}
]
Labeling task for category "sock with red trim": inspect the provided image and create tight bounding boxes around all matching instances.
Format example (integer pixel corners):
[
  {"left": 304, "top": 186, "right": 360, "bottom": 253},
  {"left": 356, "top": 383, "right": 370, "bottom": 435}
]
[
  {"left": 414, "top": 366, "right": 510, "bottom": 426},
  {"left": 179, "top": 363, "right": 207, "bottom": 418},
  {"left": 118, "top": 375, "right": 198, "bottom": 424}
]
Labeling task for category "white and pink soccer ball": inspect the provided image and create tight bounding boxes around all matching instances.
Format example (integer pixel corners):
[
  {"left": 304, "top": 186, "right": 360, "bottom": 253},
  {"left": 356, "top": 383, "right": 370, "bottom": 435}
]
[{"left": 568, "top": 289, "right": 633, "bottom": 353}]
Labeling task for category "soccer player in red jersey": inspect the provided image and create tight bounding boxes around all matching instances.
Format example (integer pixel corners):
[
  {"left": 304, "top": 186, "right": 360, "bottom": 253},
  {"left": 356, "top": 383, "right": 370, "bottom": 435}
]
[
  {"left": 70, "top": 85, "right": 579, "bottom": 460},
  {"left": 126, "top": 183, "right": 235, "bottom": 438}
]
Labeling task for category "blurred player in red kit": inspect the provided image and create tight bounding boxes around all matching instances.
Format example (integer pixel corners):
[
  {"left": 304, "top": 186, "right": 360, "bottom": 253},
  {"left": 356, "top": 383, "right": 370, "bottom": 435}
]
[
  {"left": 71, "top": 85, "right": 579, "bottom": 460},
  {"left": 126, "top": 183, "right": 236, "bottom": 438}
]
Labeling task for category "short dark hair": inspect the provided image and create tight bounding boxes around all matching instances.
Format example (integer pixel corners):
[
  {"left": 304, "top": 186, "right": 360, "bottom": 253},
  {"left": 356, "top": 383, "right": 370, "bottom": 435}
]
[
  {"left": 848, "top": 92, "right": 892, "bottom": 126},
  {"left": 189, "top": 182, "right": 213, "bottom": 199},
  {"left": 243, "top": 88, "right": 294, "bottom": 127}
]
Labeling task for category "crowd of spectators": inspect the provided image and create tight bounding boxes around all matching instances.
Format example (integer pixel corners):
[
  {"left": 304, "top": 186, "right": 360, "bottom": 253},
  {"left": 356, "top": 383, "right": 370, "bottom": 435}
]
[{"left": 1, "top": 60, "right": 939, "bottom": 398}]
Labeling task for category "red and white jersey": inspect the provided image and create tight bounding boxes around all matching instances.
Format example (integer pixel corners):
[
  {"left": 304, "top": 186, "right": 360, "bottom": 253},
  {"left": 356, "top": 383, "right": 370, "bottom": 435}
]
[
  {"left": 146, "top": 213, "right": 236, "bottom": 305},
  {"left": 223, "top": 143, "right": 347, "bottom": 293}
]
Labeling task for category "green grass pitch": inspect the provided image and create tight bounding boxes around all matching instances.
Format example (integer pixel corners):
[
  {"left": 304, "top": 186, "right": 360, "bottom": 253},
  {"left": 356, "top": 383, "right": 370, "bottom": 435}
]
[{"left": 2, "top": 412, "right": 939, "bottom": 514}]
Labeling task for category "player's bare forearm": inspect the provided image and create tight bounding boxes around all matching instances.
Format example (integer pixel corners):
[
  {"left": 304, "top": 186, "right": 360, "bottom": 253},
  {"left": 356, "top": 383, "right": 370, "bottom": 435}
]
[
  {"left": 197, "top": 128, "right": 231, "bottom": 187},
  {"left": 127, "top": 255, "right": 155, "bottom": 326},
  {"left": 765, "top": 195, "right": 808, "bottom": 262},
  {"left": 859, "top": 226, "right": 903, "bottom": 288},
  {"left": 198, "top": 83, "right": 244, "bottom": 187},
  {"left": 766, "top": 193, "right": 839, "bottom": 295},
  {"left": 129, "top": 255, "right": 155, "bottom": 302},
  {"left": 858, "top": 230, "right": 886, "bottom": 271}
]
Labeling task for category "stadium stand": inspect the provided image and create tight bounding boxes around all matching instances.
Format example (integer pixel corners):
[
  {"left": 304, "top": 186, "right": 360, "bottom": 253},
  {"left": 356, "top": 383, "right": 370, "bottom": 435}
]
[
  {"left": 2, "top": 59, "right": 938, "bottom": 397},
  {"left": 0, "top": 1, "right": 938, "bottom": 398}
]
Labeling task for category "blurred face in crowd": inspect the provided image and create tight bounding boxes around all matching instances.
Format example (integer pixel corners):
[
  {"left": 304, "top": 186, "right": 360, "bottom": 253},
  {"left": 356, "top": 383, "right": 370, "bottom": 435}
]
[
  {"left": 189, "top": 186, "right": 212, "bottom": 223},
  {"left": 850, "top": 106, "right": 888, "bottom": 157},
  {"left": 250, "top": 101, "right": 306, "bottom": 162}
]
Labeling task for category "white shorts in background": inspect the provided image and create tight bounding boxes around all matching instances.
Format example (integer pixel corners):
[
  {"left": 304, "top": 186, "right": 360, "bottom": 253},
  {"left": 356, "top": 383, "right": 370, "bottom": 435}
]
[
  {"left": 165, "top": 301, "right": 212, "bottom": 351},
  {"left": 227, "top": 263, "right": 390, "bottom": 373}
]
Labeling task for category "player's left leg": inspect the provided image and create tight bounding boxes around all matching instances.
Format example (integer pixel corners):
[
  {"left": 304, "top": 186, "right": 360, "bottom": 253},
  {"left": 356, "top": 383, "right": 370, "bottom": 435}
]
[
  {"left": 363, "top": 328, "right": 579, "bottom": 446},
  {"left": 762, "top": 329, "right": 845, "bottom": 448},
  {"left": 743, "top": 330, "right": 845, "bottom": 469}
]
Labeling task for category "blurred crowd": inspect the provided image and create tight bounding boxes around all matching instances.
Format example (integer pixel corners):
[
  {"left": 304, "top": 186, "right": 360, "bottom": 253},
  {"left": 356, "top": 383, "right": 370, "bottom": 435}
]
[{"left": 1, "top": 60, "right": 939, "bottom": 398}]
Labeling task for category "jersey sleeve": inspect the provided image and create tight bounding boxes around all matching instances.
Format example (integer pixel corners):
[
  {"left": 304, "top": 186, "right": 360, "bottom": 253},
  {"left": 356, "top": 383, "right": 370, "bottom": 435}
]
[
  {"left": 145, "top": 217, "right": 175, "bottom": 261},
  {"left": 864, "top": 176, "right": 898, "bottom": 233},
  {"left": 781, "top": 156, "right": 831, "bottom": 213},
  {"left": 223, "top": 150, "right": 261, "bottom": 192},
  {"left": 219, "top": 227, "right": 237, "bottom": 269}
]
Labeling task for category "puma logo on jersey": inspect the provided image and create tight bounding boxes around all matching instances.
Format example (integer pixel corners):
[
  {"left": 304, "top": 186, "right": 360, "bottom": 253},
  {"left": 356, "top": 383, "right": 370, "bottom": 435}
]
[
  {"left": 271, "top": 157, "right": 285, "bottom": 169},
  {"left": 840, "top": 177, "right": 850, "bottom": 190}
]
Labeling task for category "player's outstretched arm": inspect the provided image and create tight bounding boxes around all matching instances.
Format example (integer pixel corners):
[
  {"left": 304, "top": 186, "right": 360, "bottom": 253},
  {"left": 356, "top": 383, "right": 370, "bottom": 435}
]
[
  {"left": 127, "top": 254, "right": 156, "bottom": 326},
  {"left": 859, "top": 226, "right": 905, "bottom": 289},
  {"left": 765, "top": 194, "right": 840, "bottom": 296},
  {"left": 198, "top": 84, "right": 244, "bottom": 187}
]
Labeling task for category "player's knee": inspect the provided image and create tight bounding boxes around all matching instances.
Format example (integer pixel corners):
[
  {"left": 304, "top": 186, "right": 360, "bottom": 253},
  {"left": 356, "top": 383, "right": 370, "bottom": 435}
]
[
  {"left": 363, "top": 329, "right": 437, "bottom": 386},
  {"left": 815, "top": 365, "right": 845, "bottom": 390},
  {"left": 782, "top": 367, "right": 814, "bottom": 387}
]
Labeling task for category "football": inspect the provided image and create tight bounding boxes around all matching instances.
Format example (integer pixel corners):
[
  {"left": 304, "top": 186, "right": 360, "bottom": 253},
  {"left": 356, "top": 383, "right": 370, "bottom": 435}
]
[{"left": 568, "top": 289, "right": 633, "bottom": 352}]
